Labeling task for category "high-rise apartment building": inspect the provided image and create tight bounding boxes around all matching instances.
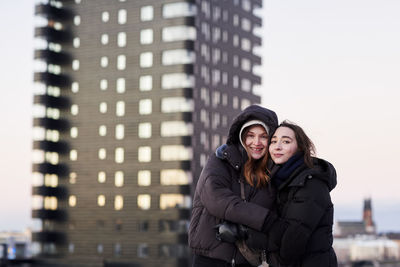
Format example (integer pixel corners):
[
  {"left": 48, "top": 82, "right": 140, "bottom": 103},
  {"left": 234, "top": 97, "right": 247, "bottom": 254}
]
[{"left": 31, "top": 0, "right": 262, "bottom": 266}]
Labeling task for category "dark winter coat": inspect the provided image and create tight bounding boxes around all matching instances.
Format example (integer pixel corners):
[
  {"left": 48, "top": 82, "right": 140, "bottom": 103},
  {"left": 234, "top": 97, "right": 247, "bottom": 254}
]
[
  {"left": 267, "top": 158, "right": 338, "bottom": 267},
  {"left": 188, "top": 105, "right": 278, "bottom": 264}
]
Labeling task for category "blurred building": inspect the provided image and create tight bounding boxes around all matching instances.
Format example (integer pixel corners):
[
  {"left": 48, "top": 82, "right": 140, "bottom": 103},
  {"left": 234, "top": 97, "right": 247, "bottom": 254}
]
[
  {"left": 31, "top": 0, "right": 263, "bottom": 266},
  {"left": 0, "top": 230, "right": 31, "bottom": 261}
]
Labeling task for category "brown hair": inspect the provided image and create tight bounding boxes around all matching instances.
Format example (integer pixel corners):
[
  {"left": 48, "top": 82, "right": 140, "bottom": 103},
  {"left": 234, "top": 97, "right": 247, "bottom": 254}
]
[
  {"left": 278, "top": 120, "right": 316, "bottom": 168},
  {"left": 241, "top": 127, "right": 270, "bottom": 188}
]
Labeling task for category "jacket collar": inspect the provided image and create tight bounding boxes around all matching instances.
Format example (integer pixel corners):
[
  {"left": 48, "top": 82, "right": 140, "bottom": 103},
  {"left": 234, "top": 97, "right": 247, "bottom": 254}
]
[{"left": 216, "top": 144, "right": 247, "bottom": 171}]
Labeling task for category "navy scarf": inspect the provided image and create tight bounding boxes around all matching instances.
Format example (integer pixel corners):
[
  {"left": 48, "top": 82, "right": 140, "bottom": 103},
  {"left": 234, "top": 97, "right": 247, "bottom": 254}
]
[{"left": 272, "top": 152, "right": 305, "bottom": 188}]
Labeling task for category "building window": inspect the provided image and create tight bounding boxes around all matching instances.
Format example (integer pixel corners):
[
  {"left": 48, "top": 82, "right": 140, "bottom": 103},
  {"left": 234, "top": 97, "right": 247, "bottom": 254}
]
[
  {"left": 160, "top": 194, "right": 191, "bottom": 209},
  {"left": 99, "top": 102, "right": 107, "bottom": 113},
  {"left": 138, "top": 122, "right": 151, "bottom": 138},
  {"left": 115, "top": 195, "right": 123, "bottom": 210},
  {"left": 138, "top": 146, "right": 151, "bottom": 162},
  {"left": 68, "top": 243, "right": 74, "bottom": 254},
  {"left": 160, "top": 169, "right": 192, "bottom": 185},
  {"left": 71, "top": 82, "right": 79, "bottom": 93},
  {"left": 137, "top": 243, "right": 149, "bottom": 258},
  {"left": 140, "top": 29, "right": 153, "bottom": 44},
  {"left": 161, "top": 73, "right": 194, "bottom": 89},
  {"left": 44, "top": 196, "right": 58, "bottom": 210},
  {"left": 69, "top": 195, "right": 77, "bottom": 207},
  {"left": 102, "top": 11, "right": 110, "bottom": 22},
  {"left": 117, "top": 32, "right": 126, "bottom": 47},
  {"left": 117, "top": 55, "right": 126, "bottom": 70},
  {"left": 97, "top": 244, "right": 104, "bottom": 254},
  {"left": 71, "top": 104, "right": 79, "bottom": 115},
  {"left": 160, "top": 145, "right": 192, "bottom": 161},
  {"left": 100, "top": 56, "right": 108, "bottom": 68},
  {"left": 162, "top": 49, "right": 195, "bottom": 65},
  {"left": 118, "top": 9, "right": 127, "bottom": 24},
  {"left": 115, "top": 171, "right": 124, "bottom": 187},
  {"left": 99, "top": 125, "right": 107, "bottom": 136},
  {"left": 44, "top": 174, "right": 58, "bottom": 187},
  {"left": 241, "top": 78, "right": 251, "bottom": 92},
  {"left": 70, "top": 149, "right": 78, "bottom": 161},
  {"left": 101, "top": 33, "right": 109, "bottom": 45},
  {"left": 140, "top": 6, "right": 153, "bottom": 21},
  {"left": 98, "top": 148, "right": 106, "bottom": 160},
  {"left": 139, "top": 75, "right": 152, "bottom": 91},
  {"left": 114, "top": 243, "right": 122, "bottom": 255},
  {"left": 115, "top": 124, "right": 124, "bottom": 140},
  {"left": 116, "top": 78, "right": 125, "bottom": 93},
  {"left": 70, "top": 127, "right": 78, "bottom": 138},
  {"left": 138, "top": 195, "right": 151, "bottom": 210},
  {"left": 162, "top": 2, "right": 197, "bottom": 18},
  {"left": 100, "top": 79, "right": 108, "bottom": 90},
  {"left": 73, "top": 37, "right": 80, "bottom": 48},
  {"left": 241, "top": 98, "right": 251, "bottom": 110},
  {"left": 115, "top": 147, "right": 124, "bottom": 163},
  {"left": 242, "top": 17, "right": 251, "bottom": 32},
  {"left": 241, "top": 38, "right": 251, "bottom": 51},
  {"left": 233, "top": 96, "right": 239, "bottom": 109},
  {"left": 161, "top": 97, "right": 193, "bottom": 113},
  {"left": 98, "top": 171, "right": 106, "bottom": 183},
  {"left": 138, "top": 221, "right": 149, "bottom": 232},
  {"left": 160, "top": 121, "right": 193, "bottom": 137},
  {"left": 72, "top": 59, "right": 79, "bottom": 70},
  {"left": 116, "top": 101, "right": 125, "bottom": 116},
  {"left": 162, "top": 26, "right": 196, "bottom": 42},
  {"left": 140, "top": 52, "right": 153, "bottom": 68},
  {"left": 138, "top": 170, "right": 151, "bottom": 186},
  {"left": 139, "top": 99, "right": 152, "bottom": 115},
  {"left": 98, "top": 195, "right": 106, "bottom": 206},
  {"left": 69, "top": 172, "right": 77, "bottom": 184}
]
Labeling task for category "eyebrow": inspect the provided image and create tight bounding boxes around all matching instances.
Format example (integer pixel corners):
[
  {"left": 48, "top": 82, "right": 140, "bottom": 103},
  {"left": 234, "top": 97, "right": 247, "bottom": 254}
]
[{"left": 271, "top": 135, "right": 293, "bottom": 140}]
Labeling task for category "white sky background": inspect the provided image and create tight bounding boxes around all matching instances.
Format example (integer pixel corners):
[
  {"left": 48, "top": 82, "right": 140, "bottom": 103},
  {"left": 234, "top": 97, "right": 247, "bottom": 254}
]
[{"left": 0, "top": 0, "right": 400, "bottom": 232}]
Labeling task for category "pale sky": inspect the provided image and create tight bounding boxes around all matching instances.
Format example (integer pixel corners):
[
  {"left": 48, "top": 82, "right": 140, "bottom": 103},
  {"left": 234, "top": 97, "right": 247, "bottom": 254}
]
[{"left": 1, "top": 0, "right": 400, "bottom": 232}]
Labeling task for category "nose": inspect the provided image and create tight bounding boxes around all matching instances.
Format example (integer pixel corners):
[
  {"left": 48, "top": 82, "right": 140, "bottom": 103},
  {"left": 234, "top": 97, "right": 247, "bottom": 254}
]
[{"left": 254, "top": 136, "right": 262, "bottom": 145}]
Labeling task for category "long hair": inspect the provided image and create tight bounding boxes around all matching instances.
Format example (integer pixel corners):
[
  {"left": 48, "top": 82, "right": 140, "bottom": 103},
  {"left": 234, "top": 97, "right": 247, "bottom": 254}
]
[
  {"left": 278, "top": 120, "right": 316, "bottom": 168},
  {"left": 241, "top": 127, "right": 270, "bottom": 188}
]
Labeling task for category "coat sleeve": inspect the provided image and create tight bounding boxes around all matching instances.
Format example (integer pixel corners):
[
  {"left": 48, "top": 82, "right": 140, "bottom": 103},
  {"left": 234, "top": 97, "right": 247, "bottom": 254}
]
[
  {"left": 268, "top": 178, "right": 332, "bottom": 265},
  {"left": 197, "top": 155, "right": 270, "bottom": 231}
]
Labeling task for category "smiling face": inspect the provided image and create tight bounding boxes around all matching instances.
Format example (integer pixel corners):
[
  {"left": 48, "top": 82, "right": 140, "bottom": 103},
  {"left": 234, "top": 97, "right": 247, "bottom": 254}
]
[
  {"left": 269, "top": 126, "right": 298, "bottom": 164},
  {"left": 243, "top": 125, "right": 269, "bottom": 160}
]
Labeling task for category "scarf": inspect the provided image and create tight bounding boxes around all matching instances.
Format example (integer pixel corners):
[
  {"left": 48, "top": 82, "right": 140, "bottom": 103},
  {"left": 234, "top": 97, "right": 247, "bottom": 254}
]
[{"left": 272, "top": 152, "right": 305, "bottom": 188}]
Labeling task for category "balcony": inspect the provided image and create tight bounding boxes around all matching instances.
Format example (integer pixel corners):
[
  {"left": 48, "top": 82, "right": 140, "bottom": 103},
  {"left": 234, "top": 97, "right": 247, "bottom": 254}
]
[
  {"left": 35, "top": 4, "right": 73, "bottom": 22},
  {"left": 32, "top": 186, "right": 68, "bottom": 199},
  {"left": 34, "top": 72, "right": 71, "bottom": 88},
  {"left": 32, "top": 162, "right": 69, "bottom": 177},
  {"left": 34, "top": 95, "right": 71, "bottom": 109},
  {"left": 34, "top": 49, "right": 72, "bottom": 66},
  {"left": 33, "top": 117, "right": 70, "bottom": 131},
  {"left": 33, "top": 140, "right": 70, "bottom": 154},
  {"left": 32, "top": 231, "right": 66, "bottom": 243},
  {"left": 32, "top": 209, "right": 67, "bottom": 222},
  {"left": 35, "top": 26, "right": 72, "bottom": 44}
]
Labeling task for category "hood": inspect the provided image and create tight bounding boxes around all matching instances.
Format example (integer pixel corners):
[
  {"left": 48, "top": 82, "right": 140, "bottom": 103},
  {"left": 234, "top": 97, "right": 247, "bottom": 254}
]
[{"left": 226, "top": 105, "right": 278, "bottom": 145}]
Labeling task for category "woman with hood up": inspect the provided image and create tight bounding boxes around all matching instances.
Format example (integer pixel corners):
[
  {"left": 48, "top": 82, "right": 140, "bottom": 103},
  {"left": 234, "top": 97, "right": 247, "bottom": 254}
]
[{"left": 188, "top": 105, "right": 278, "bottom": 266}]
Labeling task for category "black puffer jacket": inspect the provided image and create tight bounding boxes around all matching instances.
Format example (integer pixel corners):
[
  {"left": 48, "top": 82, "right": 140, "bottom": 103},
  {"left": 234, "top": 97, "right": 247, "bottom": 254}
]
[
  {"left": 267, "top": 158, "right": 337, "bottom": 267},
  {"left": 189, "top": 105, "right": 278, "bottom": 264}
]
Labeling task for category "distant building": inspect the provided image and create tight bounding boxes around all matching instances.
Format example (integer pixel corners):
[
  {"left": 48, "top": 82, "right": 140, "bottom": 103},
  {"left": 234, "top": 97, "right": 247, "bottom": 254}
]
[
  {"left": 335, "top": 198, "right": 376, "bottom": 237},
  {"left": 0, "top": 230, "right": 31, "bottom": 260}
]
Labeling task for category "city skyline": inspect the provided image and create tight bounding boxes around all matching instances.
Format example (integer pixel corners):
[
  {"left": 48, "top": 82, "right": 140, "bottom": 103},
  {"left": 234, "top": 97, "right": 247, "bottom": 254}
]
[{"left": 1, "top": 0, "right": 400, "bottom": 233}]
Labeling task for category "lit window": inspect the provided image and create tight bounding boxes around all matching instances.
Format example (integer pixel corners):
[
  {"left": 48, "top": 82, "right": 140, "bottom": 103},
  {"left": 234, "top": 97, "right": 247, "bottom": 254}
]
[
  {"left": 44, "top": 174, "right": 58, "bottom": 187},
  {"left": 99, "top": 102, "right": 107, "bottom": 113},
  {"left": 241, "top": 38, "right": 251, "bottom": 52},
  {"left": 117, "top": 55, "right": 126, "bottom": 70},
  {"left": 101, "top": 34, "right": 109, "bottom": 45},
  {"left": 160, "top": 194, "right": 191, "bottom": 209},
  {"left": 138, "top": 146, "right": 151, "bottom": 162},
  {"left": 241, "top": 78, "right": 251, "bottom": 92},
  {"left": 98, "top": 171, "right": 106, "bottom": 183},
  {"left": 44, "top": 196, "right": 58, "bottom": 210},
  {"left": 102, "top": 11, "right": 109, "bottom": 22},
  {"left": 138, "top": 194, "right": 151, "bottom": 210},
  {"left": 99, "top": 148, "right": 106, "bottom": 160},
  {"left": 99, "top": 125, "right": 107, "bottom": 136},
  {"left": 161, "top": 97, "right": 193, "bottom": 113},
  {"left": 139, "top": 75, "right": 152, "bottom": 91},
  {"left": 160, "top": 145, "right": 192, "bottom": 161},
  {"left": 241, "top": 58, "right": 251, "bottom": 72},
  {"left": 138, "top": 170, "right": 151, "bottom": 186},
  {"left": 98, "top": 195, "right": 106, "bottom": 206},
  {"left": 160, "top": 169, "right": 192, "bottom": 185},
  {"left": 100, "top": 56, "right": 108, "bottom": 68},
  {"left": 162, "top": 49, "right": 195, "bottom": 65},
  {"left": 116, "top": 78, "right": 125, "bottom": 93},
  {"left": 118, "top": 9, "right": 127, "bottom": 24},
  {"left": 242, "top": 0, "right": 251, "bottom": 11},
  {"left": 73, "top": 37, "right": 80, "bottom": 48},
  {"left": 161, "top": 73, "right": 194, "bottom": 89},
  {"left": 115, "top": 148, "right": 124, "bottom": 163},
  {"left": 97, "top": 244, "right": 104, "bottom": 254},
  {"left": 70, "top": 127, "right": 78, "bottom": 138},
  {"left": 162, "top": 2, "right": 197, "bottom": 18},
  {"left": 242, "top": 17, "right": 251, "bottom": 32},
  {"left": 115, "top": 171, "right": 124, "bottom": 187},
  {"left": 115, "top": 124, "right": 124, "bottom": 140},
  {"left": 140, "top": 29, "right": 153, "bottom": 44},
  {"left": 69, "top": 195, "right": 77, "bottom": 207},
  {"left": 233, "top": 96, "right": 239, "bottom": 109},
  {"left": 138, "top": 122, "right": 151, "bottom": 138},
  {"left": 69, "top": 243, "right": 74, "bottom": 254},
  {"left": 162, "top": 26, "right": 196, "bottom": 42},
  {"left": 117, "top": 32, "right": 126, "bottom": 47},
  {"left": 74, "top": 15, "right": 81, "bottom": 26},
  {"left": 71, "top": 104, "right": 79, "bottom": 115},
  {"left": 115, "top": 195, "right": 123, "bottom": 210},
  {"left": 241, "top": 98, "right": 251, "bottom": 110},
  {"left": 139, "top": 99, "right": 152, "bottom": 115},
  {"left": 69, "top": 172, "right": 77, "bottom": 184},
  {"left": 116, "top": 101, "right": 125, "bottom": 116},
  {"left": 140, "top": 6, "right": 153, "bottom": 21},
  {"left": 72, "top": 59, "right": 79, "bottom": 70},
  {"left": 71, "top": 82, "right": 79, "bottom": 93},
  {"left": 32, "top": 172, "right": 44, "bottom": 187},
  {"left": 70, "top": 150, "right": 78, "bottom": 161},
  {"left": 140, "top": 52, "right": 153, "bottom": 68},
  {"left": 161, "top": 121, "right": 193, "bottom": 137},
  {"left": 100, "top": 79, "right": 108, "bottom": 90}
]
